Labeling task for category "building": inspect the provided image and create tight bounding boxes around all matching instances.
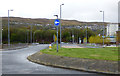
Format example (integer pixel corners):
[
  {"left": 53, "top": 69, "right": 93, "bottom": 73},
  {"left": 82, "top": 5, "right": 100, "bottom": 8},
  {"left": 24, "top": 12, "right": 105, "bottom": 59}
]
[
  {"left": 106, "top": 23, "right": 119, "bottom": 43},
  {"left": 106, "top": 23, "right": 119, "bottom": 36}
]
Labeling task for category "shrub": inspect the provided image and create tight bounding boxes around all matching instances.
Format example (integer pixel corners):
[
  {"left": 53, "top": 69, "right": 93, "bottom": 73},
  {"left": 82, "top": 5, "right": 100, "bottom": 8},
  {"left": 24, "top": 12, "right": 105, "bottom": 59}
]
[{"left": 89, "top": 36, "right": 110, "bottom": 44}]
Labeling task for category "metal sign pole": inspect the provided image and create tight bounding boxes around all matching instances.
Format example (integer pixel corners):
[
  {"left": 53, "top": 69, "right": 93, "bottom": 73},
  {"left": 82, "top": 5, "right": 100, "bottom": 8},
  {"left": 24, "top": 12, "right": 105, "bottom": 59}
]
[
  {"left": 57, "top": 26, "right": 58, "bottom": 52},
  {"left": 86, "top": 23, "right": 87, "bottom": 44},
  {"left": 54, "top": 15, "right": 59, "bottom": 53}
]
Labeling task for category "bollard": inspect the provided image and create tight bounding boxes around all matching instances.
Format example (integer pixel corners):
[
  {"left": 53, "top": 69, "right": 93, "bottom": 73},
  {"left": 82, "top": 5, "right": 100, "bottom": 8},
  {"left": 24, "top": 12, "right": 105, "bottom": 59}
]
[{"left": 49, "top": 44, "right": 52, "bottom": 49}]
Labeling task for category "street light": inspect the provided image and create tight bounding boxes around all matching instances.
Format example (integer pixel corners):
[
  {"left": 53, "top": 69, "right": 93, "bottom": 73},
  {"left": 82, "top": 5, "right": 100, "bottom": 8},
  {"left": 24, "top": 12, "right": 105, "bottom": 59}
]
[
  {"left": 30, "top": 24, "right": 32, "bottom": 44},
  {"left": 54, "top": 15, "right": 59, "bottom": 52},
  {"left": 100, "top": 11, "right": 104, "bottom": 46},
  {"left": 0, "top": 19, "right": 2, "bottom": 49},
  {"left": 54, "top": 15, "right": 58, "bottom": 18},
  {"left": 60, "top": 3, "right": 64, "bottom": 48},
  {"left": 8, "top": 9, "right": 13, "bottom": 46}
]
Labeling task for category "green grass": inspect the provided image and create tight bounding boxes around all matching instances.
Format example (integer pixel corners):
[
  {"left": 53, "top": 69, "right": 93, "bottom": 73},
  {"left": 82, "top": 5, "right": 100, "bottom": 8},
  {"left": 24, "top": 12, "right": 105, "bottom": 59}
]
[{"left": 41, "top": 45, "right": 118, "bottom": 61}]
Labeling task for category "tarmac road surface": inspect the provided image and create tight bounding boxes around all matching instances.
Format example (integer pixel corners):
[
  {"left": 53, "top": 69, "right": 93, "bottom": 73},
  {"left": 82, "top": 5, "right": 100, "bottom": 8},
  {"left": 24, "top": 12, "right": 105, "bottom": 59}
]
[{"left": 1, "top": 44, "right": 105, "bottom": 75}]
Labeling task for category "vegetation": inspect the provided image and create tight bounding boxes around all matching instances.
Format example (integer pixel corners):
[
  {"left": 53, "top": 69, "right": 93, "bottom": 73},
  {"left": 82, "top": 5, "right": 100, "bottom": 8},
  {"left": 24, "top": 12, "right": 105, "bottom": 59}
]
[
  {"left": 2, "top": 25, "right": 97, "bottom": 44},
  {"left": 41, "top": 45, "right": 118, "bottom": 61},
  {"left": 2, "top": 17, "right": 108, "bottom": 26},
  {"left": 89, "top": 36, "right": 110, "bottom": 44},
  {"left": 2, "top": 17, "right": 104, "bottom": 44},
  {"left": 116, "top": 31, "right": 120, "bottom": 45},
  {"left": 2, "top": 26, "right": 56, "bottom": 44}
]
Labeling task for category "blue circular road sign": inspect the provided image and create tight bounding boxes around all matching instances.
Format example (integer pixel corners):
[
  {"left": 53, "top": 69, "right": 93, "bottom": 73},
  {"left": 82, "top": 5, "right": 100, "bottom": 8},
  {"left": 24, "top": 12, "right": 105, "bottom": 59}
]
[{"left": 54, "top": 19, "right": 60, "bottom": 26}]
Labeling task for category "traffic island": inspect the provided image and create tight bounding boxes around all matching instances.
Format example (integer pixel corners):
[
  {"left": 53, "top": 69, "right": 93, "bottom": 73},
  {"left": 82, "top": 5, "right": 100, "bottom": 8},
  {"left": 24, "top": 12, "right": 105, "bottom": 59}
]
[{"left": 27, "top": 52, "right": 119, "bottom": 74}]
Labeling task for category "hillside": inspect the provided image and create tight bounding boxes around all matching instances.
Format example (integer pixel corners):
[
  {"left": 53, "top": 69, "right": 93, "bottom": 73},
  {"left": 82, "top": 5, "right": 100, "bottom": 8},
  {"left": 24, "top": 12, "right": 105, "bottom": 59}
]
[{"left": 2, "top": 17, "right": 108, "bottom": 26}]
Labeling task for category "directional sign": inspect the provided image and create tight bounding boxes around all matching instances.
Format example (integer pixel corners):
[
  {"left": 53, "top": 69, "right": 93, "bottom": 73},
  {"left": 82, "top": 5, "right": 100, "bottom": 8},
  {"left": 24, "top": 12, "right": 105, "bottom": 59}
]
[{"left": 54, "top": 19, "right": 60, "bottom": 26}]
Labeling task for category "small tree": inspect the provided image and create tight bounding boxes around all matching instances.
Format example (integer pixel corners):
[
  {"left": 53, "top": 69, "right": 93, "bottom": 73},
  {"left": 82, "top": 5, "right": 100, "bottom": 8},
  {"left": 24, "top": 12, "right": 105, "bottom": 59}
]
[
  {"left": 104, "top": 38, "right": 110, "bottom": 44},
  {"left": 83, "top": 37, "right": 87, "bottom": 43},
  {"left": 95, "top": 36, "right": 102, "bottom": 44},
  {"left": 89, "top": 36, "right": 110, "bottom": 44},
  {"left": 116, "top": 31, "right": 120, "bottom": 45},
  {"left": 89, "top": 36, "right": 95, "bottom": 43}
]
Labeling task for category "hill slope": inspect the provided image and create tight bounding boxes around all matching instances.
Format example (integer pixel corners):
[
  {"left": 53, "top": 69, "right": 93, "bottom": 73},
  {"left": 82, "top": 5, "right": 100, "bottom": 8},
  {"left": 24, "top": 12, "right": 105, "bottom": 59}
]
[{"left": 2, "top": 17, "right": 108, "bottom": 26}]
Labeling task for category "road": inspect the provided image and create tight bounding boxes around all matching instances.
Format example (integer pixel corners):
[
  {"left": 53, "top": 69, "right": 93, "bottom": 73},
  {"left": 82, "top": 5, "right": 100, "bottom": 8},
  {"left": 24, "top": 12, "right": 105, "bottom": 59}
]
[{"left": 1, "top": 44, "right": 105, "bottom": 75}]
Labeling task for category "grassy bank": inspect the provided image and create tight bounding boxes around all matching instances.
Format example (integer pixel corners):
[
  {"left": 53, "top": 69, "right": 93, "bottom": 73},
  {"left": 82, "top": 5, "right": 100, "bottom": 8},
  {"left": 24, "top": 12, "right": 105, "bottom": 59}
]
[{"left": 41, "top": 45, "right": 118, "bottom": 61}]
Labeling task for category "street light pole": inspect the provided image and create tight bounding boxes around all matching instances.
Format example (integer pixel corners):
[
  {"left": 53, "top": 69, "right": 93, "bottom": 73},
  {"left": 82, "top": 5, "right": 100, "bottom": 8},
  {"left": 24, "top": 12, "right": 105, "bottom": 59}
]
[
  {"left": 100, "top": 11, "right": 104, "bottom": 46},
  {"left": 60, "top": 4, "right": 64, "bottom": 48},
  {"left": 33, "top": 32, "right": 36, "bottom": 43},
  {"left": 30, "top": 24, "right": 32, "bottom": 44},
  {"left": 8, "top": 9, "right": 13, "bottom": 47},
  {"left": 0, "top": 18, "right": 2, "bottom": 49},
  {"left": 27, "top": 29, "right": 29, "bottom": 44},
  {"left": 86, "top": 23, "right": 87, "bottom": 44}
]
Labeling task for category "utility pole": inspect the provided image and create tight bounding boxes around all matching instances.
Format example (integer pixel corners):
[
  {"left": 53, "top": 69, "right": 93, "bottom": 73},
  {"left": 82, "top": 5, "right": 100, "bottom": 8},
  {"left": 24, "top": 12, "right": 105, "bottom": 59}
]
[
  {"left": 30, "top": 24, "right": 32, "bottom": 44},
  {"left": 60, "top": 4, "right": 64, "bottom": 48},
  {"left": 86, "top": 23, "right": 87, "bottom": 44},
  {"left": 8, "top": 9, "right": 13, "bottom": 47},
  {"left": 0, "top": 17, "right": 2, "bottom": 49},
  {"left": 100, "top": 11, "right": 105, "bottom": 46}
]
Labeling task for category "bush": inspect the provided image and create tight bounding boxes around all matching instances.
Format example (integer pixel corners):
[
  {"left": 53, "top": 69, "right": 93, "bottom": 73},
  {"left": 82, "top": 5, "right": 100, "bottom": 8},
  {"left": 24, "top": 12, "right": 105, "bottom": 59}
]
[{"left": 89, "top": 36, "right": 110, "bottom": 44}]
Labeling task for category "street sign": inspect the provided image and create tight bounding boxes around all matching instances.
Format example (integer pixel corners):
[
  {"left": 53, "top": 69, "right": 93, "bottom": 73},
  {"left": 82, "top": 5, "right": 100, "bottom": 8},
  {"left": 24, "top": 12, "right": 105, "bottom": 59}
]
[{"left": 54, "top": 19, "right": 60, "bottom": 26}]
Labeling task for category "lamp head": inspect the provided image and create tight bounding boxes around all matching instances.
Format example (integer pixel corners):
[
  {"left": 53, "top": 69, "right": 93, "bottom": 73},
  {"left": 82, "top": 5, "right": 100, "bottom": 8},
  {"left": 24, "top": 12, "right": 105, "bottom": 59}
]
[
  {"left": 54, "top": 15, "right": 58, "bottom": 18},
  {"left": 10, "top": 9, "right": 13, "bottom": 11},
  {"left": 100, "top": 11, "right": 104, "bottom": 13},
  {"left": 9, "top": 9, "right": 13, "bottom": 11}
]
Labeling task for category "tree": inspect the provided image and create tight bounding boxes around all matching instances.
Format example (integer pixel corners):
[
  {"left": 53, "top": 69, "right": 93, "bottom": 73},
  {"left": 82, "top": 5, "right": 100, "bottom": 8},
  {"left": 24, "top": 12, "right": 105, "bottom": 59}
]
[
  {"left": 116, "top": 31, "right": 120, "bottom": 45},
  {"left": 89, "top": 36, "right": 94, "bottom": 43},
  {"left": 89, "top": 36, "right": 110, "bottom": 44}
]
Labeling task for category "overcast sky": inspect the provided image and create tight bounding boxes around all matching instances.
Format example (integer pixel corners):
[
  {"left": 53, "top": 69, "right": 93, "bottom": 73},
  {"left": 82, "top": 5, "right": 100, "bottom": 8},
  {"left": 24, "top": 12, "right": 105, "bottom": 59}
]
[{"left": 0, "top": 0, "right": 119, "bottom": 23}]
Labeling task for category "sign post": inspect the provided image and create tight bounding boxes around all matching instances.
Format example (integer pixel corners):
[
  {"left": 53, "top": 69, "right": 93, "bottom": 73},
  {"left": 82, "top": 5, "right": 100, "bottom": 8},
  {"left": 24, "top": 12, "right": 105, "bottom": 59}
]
[{"left": 54, "top": 19, "right": 60, "bottom": 52}]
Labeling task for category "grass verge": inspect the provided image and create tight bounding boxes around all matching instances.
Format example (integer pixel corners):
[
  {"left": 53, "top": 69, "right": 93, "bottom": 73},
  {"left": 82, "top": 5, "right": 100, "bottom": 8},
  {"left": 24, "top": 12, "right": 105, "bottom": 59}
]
[{"left": 41, "top": 44, "right": 118, "bottom": 61}]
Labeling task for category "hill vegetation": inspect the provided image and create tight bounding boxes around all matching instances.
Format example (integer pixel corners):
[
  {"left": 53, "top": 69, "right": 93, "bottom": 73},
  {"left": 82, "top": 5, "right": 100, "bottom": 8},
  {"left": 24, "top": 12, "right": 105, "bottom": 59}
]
[
  {"left": 2, "top": 17, "right": 108, "bottom": 44},
  {"left": 2, "top": 17, "right": 108, "bottom": 26}
]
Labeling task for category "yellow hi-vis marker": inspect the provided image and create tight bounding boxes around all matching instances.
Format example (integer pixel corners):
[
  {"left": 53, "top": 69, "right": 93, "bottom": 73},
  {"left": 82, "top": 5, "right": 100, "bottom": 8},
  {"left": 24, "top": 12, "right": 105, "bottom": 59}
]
[
  {"left": 54, "top": 34, "right": 57, "bottom": 42},
  {"left": 49, "top": 44, "right": 52, "bottom": 49}
]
